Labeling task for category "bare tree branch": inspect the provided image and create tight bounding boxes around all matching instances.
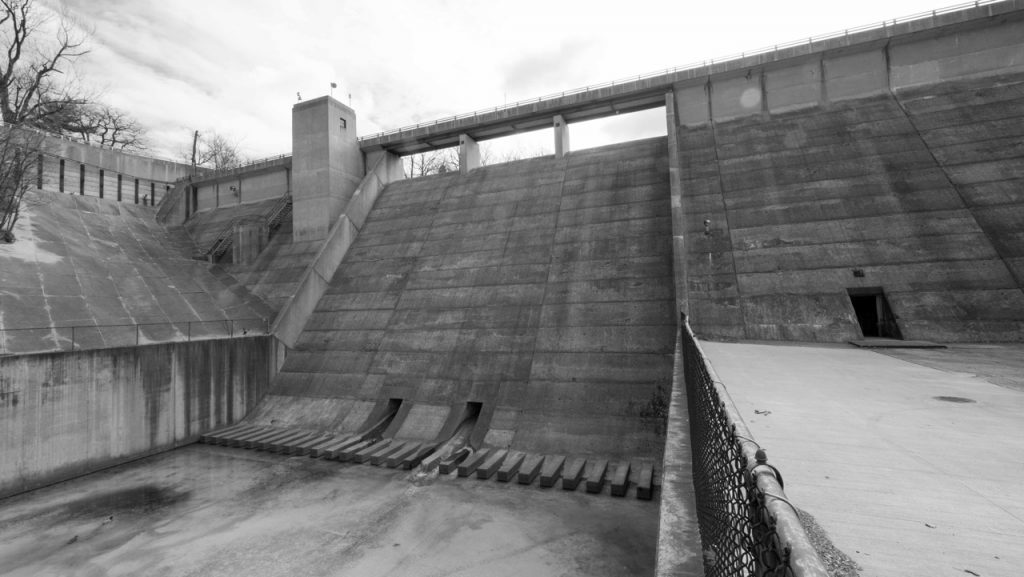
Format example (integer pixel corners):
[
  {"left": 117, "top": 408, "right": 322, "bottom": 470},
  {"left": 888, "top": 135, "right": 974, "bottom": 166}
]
[
  {"left": 0, "top": 126, "right": 41, "bottom": 242},
  {"left": 182, "top": 131, "right": 247, "bottom": 170}
]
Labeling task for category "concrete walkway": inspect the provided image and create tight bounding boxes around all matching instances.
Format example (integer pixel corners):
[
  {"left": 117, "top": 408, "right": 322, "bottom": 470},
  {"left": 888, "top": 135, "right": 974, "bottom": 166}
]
[{"left": 700, "top": 341, "right": 1024, "bottom": 577}]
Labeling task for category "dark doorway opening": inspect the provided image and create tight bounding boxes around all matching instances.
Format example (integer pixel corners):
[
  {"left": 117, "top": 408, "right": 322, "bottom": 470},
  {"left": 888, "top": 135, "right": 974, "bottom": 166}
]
[
  {"left": 464, "top": 401, "right": 482, "bottom": 418},
  {"left": 847, "top": 287, "right": 902, "bottom": 339}
]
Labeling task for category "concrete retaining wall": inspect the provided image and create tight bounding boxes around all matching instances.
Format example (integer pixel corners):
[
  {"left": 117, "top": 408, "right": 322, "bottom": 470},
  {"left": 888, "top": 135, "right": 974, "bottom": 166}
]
[
  {"left": 35, "top": 133, "right": 192, "bottom": 206},
  {"left": 0, "top": 336, "right": 276, "bottom": 498},
  {"left": 672, "top": 9, "right": 1024, "bottom": 342},
  {"left": 192, "top": 165, "right": 291, "bottom": 216}
]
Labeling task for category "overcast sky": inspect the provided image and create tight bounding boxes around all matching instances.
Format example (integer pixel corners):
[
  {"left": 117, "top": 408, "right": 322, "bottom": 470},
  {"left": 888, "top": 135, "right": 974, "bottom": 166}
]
[{"left": 50, "top": 0, "right": 955, "bottom": 161}]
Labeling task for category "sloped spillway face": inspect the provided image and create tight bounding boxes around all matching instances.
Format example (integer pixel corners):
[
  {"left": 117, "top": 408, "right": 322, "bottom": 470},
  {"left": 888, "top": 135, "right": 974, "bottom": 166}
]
[{"left": 260, "top": 137, "right": 674, "bottom": 464}]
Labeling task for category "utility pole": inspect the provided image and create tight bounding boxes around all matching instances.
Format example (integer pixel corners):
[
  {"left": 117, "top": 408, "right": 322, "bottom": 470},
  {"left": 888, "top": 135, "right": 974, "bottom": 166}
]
[{"left": 191, "top": 130, "right": 199, "bottom": 175}]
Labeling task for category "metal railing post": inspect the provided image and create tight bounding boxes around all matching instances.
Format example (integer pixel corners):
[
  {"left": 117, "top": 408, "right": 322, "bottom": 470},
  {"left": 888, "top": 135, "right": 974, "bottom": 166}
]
[
  {"left": 136, "top": 324, "right": 140, "bottom": 346},
  {"left": 71, "top": 326, "right": 75, "bottom": 351}
]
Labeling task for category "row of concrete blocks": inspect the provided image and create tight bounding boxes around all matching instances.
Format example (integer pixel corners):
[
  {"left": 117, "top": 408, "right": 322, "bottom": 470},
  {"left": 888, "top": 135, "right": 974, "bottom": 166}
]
[{"left": 198, "top": 424, "right": 655, "bottom": 499}]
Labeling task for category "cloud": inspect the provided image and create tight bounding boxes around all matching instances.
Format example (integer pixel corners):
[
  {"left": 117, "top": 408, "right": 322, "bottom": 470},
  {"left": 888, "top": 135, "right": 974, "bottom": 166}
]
[{"left": 41, "top": 0, "right": 954, "bottom": 159}]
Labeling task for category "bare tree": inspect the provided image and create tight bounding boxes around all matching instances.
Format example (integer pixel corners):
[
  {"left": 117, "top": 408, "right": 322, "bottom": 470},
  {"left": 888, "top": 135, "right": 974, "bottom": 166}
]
[
  {"left": 188, "top": 131, "right": 246, "bottom": 170},
  {"left": 403, "top": 142, "right": 552, "bottom": 178},
  {"left": 64, "top": 103, "right": 146, "bottom": 151},
  {"left": 0, "top": 0, "right": 90, "bottom": 131},
  {"left": 0, "top": 126, "right": 41, "bottom": 242},
  {"left": 404, "top": 146, "right": 458, "bottom": 178},
  {"left": 481, "top": 142, "right": 550, "bottom": 166}
]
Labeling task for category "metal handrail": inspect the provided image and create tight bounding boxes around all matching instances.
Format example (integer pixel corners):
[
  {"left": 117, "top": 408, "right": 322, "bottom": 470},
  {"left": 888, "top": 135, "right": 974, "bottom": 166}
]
[
  {"left": 193, "top": 194, "right": 292, "bottom": 260},
  {"left": 682, "top": 318, "right": 828, "bottom": 576},
  {"left": 0, "top": 318, "right": 270, "bottom": 356},
  {"left": 358, "top": 0, "right": 1001, "bottom": 142},
  {"left": 177, "top": 153, "right": 292, "bottom": 183}
]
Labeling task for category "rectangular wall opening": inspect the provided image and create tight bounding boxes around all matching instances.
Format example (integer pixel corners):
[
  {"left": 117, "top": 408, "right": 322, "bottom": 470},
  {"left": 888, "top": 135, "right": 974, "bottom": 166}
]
[{"left": 847, "top": 287, "right": 902, "bottom": 339}]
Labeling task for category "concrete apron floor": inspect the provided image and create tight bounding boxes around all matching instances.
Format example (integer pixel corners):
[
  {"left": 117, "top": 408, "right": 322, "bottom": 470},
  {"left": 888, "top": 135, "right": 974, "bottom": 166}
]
[
  {"left": 0, "top": 444, "right": 658, "bottom": 577},
  {"left": 700, "top": 341, "right": 1024, "bottom": 577}
]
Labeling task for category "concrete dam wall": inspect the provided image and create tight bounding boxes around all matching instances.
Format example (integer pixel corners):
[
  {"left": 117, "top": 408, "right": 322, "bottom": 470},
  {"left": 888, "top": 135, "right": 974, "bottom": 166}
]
[
  {"left": 0, "top": 336, "right": 276, "bottom": 498},
  {"left": 673, "top": 8, "right": 1024, "bottom": 342},
  {"left": 0, "top": 191, "right": 273, "bottom": 355},
  {"left": 247, "top": 138, "right": 675, "bottom": 460}
]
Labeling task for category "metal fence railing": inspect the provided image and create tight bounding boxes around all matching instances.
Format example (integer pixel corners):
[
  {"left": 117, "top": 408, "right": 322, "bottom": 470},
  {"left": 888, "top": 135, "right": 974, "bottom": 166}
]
[
  {"left": 0, "top": 318, "right": 269, "bottom": 356},
  {"left": 682, "top": 318, "right": 828, "bottom": 577},
  {"left": 175, "top": 153, "right": 292, "bottom": 183}
]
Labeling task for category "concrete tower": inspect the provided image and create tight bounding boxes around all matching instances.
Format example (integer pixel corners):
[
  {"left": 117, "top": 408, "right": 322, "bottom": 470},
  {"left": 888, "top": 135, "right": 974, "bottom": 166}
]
[{"left": 291, "top": 96, "right": 364, "bottom": 242}]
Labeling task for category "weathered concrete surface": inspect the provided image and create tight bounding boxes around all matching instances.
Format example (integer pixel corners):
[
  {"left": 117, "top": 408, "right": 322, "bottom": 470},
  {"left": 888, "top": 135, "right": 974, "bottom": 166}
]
[
  {"left": 672, "top": 10, "right": 1024, "bottom": 343},
  {"left": 184, "top": 196, "right": 283, "bottom": 253},
  {"left": 0, "top": 337, "right": 275, "bottom": 499},
  {"left": 701, "top": 340, "right": 1024, "bottom": 577},
  {"left": 270, "top": 150, "right": 402, "bottom": 347},
  {"left": 192, "top": 163, "right": 290, "bottom": 215},
  {"left": 0, "top": 192, "right": 271, "bottom": 355},
  {"left": 0, "top": 444, "right": 659, "bottom": 577},
  {"left": 264, "top": 138, "right": 675, "bottom": 460},
  {"left": 34, "top": 130, "right": 190, "bottom": 204},
  {"left": 291, "top": 96, "right": 363, "bottom": 243},
  {"left": 223, "top": 219, "right": 322, "bottom": 313},
  {"left": 655, "top": 331, "right": 702, "bottom": 577},
  {"left": 676, "top": 80, "right": 1024, "bottom": 342}
]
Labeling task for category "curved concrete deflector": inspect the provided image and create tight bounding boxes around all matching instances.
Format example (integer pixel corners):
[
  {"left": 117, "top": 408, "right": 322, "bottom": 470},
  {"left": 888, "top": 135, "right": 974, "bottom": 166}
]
[
  {"left": 380, "top": 401, "right": 415, "bottom": 439},
  {"left": 356, "top": 398, "right": 403, "bottom": 440},
  {"left": 468, "top": 402, "right": 497, "bottom": 450},
  {"left": 418, "top": 408, "right": 479, "bottom": 471},
  {"left": 430, "top": 402, "right": 480, "bottom": 447}
]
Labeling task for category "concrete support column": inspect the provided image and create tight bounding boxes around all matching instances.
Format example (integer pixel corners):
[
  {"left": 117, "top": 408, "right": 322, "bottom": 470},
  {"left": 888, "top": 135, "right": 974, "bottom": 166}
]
[
  {"left": 291, "top": 96, "right": 364, "bottom": 242},
  {"left": 365, "top": 149, "right": 406, "bottom": 184},
  {"left": 232, "top": 218, "right": 268, "bottom": 265},
  {"left": 665, "top": 91, "right": 688, "bottom": 319},
  {"left": 554, "top": 115, "right": 570, "bottom": 158},
  {"left": 459, "top": 134, "right": 480, "bottom": 174}
]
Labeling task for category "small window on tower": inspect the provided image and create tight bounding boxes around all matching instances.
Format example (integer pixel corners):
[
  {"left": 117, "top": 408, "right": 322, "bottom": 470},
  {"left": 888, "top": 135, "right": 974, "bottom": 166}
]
[{"left": 339, "top": 117, "right": 347, "bottom": 129}]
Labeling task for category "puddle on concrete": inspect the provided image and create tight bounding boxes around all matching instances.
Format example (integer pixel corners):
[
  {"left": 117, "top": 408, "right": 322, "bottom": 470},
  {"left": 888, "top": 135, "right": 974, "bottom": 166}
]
[
  {"left": 61, "top": 484, "right": 191, "bottom": 518},
  {"left": 932, "top": 396, "right": 976, "bottom": 404}
]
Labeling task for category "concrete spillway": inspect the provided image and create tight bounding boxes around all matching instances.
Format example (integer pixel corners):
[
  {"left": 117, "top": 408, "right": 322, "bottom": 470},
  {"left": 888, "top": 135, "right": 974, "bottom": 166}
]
[
  {"left": 0, "top": 192, "right": 273, "bottom": 354},
  {"left": 246, "top": 138, "right": 674, "bottom": 461}
]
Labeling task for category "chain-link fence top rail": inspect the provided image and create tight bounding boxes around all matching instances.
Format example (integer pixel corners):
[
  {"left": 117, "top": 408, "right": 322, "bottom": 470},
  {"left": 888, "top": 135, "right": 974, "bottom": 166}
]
[{"left": 682, "top": 320, "right": 828, "bottom": 577}]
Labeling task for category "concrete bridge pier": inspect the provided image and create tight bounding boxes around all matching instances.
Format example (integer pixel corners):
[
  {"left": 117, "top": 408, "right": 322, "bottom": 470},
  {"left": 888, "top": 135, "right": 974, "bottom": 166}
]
[
  {"left": 554, "top": 114, "right": 569, "bottom": 158},
  {"left": 459, "top": 133, "right": 480, "bottom": 173}
]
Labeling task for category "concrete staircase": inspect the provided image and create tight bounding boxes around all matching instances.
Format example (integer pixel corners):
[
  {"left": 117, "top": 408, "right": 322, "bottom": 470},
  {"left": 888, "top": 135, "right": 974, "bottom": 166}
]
[{"left": 192, "top": 194, "right": 293, "bottom": 262}]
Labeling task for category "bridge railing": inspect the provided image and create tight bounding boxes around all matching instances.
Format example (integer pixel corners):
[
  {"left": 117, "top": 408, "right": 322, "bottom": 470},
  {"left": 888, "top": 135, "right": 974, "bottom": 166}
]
[
  {"left": 682, "top": 318, "right": 828, "bottom": 577},
  {"left": 359, "top": 0, "right": 1002, "bottom": 142},
  {"left": 0, "top": 318, "right": 269, "bottom": 356},
  {"left": 175, "top": 153, "right": 292, "bottom": 183}
]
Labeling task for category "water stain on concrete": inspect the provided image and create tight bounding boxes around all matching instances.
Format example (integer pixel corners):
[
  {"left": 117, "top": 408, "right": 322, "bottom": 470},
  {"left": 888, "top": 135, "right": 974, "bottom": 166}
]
[{"left": 60, "top": 484, "right": 191, "bottom": 518}]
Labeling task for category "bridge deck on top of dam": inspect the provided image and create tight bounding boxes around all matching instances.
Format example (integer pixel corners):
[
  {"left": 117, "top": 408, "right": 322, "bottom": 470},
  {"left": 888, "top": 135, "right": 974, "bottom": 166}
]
[{"left": 357, "top": 0, "right": 1021, "bottom": 155}]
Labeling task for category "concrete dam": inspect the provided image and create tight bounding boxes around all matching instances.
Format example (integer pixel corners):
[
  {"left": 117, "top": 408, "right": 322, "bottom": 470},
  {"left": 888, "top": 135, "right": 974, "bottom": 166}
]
[
  {"left": 247, "top": 138, "right": 674, "bottom": 464},
  {"left": 2, "top": 2, "right": 1024, "bottom": 575}
]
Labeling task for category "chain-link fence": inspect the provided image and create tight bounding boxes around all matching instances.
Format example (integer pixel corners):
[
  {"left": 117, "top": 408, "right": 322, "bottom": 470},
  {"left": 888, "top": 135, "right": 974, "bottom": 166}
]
[{"left": 682, "top": 319, "right": 828, "bottom": 577}]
